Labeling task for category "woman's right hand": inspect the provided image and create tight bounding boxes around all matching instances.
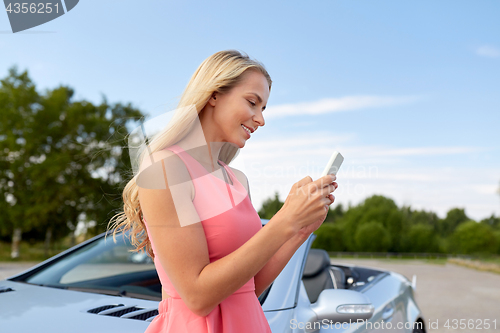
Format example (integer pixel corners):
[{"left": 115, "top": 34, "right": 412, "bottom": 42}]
[{"left": 276, "top": 174, "right": 338, "bottom": 237}]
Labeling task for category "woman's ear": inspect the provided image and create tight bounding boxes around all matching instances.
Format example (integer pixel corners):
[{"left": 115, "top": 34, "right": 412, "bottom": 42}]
[{"left": 208, "top": 92, "right": 217, "bottom": 107}]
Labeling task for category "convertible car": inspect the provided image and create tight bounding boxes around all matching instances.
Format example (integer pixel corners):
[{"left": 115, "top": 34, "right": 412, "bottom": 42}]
[{"left": 0, "top": 219, "right": 426, "bottom": 332}]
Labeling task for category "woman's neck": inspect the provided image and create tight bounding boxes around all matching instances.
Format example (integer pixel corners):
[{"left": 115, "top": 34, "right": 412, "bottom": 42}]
[{"left": 175, "top": 122, "right": 224, "bottom": 172}]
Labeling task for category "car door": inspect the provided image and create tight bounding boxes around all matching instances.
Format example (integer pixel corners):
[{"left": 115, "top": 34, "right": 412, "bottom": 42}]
[{"left": 358, "top": 274, "right": 406, "bottom": 333}]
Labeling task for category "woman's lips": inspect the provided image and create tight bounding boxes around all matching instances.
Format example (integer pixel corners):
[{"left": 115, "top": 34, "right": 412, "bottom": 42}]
[{"left": 241, "top": 124, "right": 251, "bottom": 138}]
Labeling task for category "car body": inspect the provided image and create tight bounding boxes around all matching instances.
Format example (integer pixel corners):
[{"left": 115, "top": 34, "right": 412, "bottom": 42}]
[{"left": 0, "top": 219, "right": 426, "bottom": 332}]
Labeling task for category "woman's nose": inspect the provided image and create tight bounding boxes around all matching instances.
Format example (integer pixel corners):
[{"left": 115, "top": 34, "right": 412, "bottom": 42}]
[{"left": 254, "top": 111, "right": 265, "bottom": 127}]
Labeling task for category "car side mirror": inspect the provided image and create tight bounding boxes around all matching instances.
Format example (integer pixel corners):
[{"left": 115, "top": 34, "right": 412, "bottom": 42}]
[{"left": 307, "top": 289, "right": 374, "bottom": 330}]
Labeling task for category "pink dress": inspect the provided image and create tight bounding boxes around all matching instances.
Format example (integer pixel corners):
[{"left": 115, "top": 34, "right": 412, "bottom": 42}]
[{"left": 143, "top": 144, "right": 272, "bottom": 333}]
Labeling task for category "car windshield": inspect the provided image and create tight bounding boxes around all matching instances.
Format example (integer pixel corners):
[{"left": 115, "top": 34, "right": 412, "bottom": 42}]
[
  {"left": 21, "top": 233, "right": 161, "bottom": 301},
  {"left": 17, "top": 229, "right": 272, "bottom": 304}
]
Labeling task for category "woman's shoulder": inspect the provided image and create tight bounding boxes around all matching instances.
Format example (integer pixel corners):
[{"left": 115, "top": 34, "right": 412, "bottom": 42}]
[
  {"left": 137, "top": 148, "right": 194, "bottom": 197},
  {"left": 138, "top": 148, "right": 176, "bottom": 173},
  {"left": 139, "top": 148, "right": 190, "bottom": 172}
]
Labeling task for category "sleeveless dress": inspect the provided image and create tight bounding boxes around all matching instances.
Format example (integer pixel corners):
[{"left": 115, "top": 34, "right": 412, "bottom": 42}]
[{"left": 143, "top": 144, "right": 272, "bottom": 333}]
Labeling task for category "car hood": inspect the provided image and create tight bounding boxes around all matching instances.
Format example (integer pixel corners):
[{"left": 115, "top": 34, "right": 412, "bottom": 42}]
[{"left": 0, "top": 280, "right": 158, "bottom": 333}]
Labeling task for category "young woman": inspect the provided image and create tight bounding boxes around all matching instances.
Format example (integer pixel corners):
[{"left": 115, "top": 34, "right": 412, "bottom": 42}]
[{"left": 108, "top": 50, "right": 338, "bottom": 333}]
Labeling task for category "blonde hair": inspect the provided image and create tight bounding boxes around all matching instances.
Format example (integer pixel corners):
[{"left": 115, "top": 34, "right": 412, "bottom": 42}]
[{"left": 106, "top": 50, "right": 272, "bottom": 258}]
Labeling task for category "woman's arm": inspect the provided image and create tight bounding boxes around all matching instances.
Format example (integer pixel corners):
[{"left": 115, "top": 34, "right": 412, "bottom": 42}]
[
  {"left": 139, "top": 154, "right": 297, "bottom": 317},
  {"left": 238, "top": 170, "right": 334, "bottom": 298},
  {"left": 254, "top": 231, "right": 309, "bottom": 298},
  {"left": 142, "top": 183, "right": 293, "bottom": 317}
]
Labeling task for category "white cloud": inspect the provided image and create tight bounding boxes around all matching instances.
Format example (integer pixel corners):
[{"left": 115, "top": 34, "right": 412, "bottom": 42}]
[
  {"left": 265, "top": 95, "right": 421, "bottom": 119},
  {"left": 476, "top": 45, "right": 500, "bottom": 58},
  {"left": 470, "top": 184, "right": 500, "bottom": 195},
  {"left": 231, "top": 131, "right": 497, "bottom": 221},
  {"left": 238, "top": 135, "right": 485, "bottom": 166},
  {"left": 344, "top": 146, "right": 485, "bottom": 157},
  {"left": 244, "top": 132, "right": 355, "bottom": 151}
]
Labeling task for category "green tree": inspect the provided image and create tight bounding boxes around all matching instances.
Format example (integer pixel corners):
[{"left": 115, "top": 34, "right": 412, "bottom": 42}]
[
  {"left": 339, "top": 195, "right": 403, "bottom": 252},
  {"left": 438, "top": 208, "right": 469, "bottom": 237},
  {"left": 354, "top": 221, "right": 391, "bottom": 252},
  {"left": 480, "top": 214, "right": 500, "bottom": 230},
  {"left": 0, "top": 66, "right": 41, "bottom": 257},
  {"left": 0, "top": 66, "right": 144, "bottom": 258},
  {"left": 406, "top": 208, "right": 440, "bottom": 230},
  {"left": 403, "top": 224, "right": 440, "bottom": 253},
  {"left": 449, "top": 220, "right": 497, "bottom": 255},
  {"left": 324, "top": 203, "right": 344, "bottom": 223},
  {"left": 312, "top": 223, "right": 345, "bottom": 252},
  {"left": 495, "top": 231, "right": 500, "bottom": 255},
  {"left": 258, "top": 191, "right": 283, "bottom": 219}
]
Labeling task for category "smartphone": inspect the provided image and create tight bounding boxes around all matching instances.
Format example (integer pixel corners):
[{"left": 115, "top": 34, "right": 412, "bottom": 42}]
[{"left": 321, "top": 151, "right": 344, "bottom": 177}]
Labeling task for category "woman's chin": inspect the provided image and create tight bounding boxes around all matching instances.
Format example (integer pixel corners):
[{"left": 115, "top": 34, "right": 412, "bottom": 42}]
[
  {"left": 225, "top": 137, "right": 246, "bottom": 149},
  {"left": 235, "top": 139, "right": 246, "bottom": 149}
]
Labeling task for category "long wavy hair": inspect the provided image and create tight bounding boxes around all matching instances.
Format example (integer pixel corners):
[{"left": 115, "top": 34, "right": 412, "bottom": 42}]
[{"left": 106, "top": 50, "right": 272, "bottom": 259}]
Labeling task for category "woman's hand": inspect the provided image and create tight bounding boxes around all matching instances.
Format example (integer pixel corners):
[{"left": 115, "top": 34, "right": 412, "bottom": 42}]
[
  {"left": 295, "top": 193, "right": 336, "bottom": 240},
  {"left": 276, "top": 175, "right": 338, "bottom": 238}
]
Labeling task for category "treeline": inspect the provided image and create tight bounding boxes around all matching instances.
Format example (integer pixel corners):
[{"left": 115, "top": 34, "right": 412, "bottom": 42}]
[
  {"left": 0, "top": 66, "right": 144, "bottom": 258},
  {"left": 258, "top": 192, "right": 500, "bottom": 256}
]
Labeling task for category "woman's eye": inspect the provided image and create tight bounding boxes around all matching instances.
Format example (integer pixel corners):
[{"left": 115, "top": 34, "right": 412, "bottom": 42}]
[{"left": 248, "top": 100, "right": 256, "bottom": 106}]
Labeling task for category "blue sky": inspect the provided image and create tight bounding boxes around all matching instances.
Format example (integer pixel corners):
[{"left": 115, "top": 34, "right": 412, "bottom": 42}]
[{"left": 1, "top": 0, "right": 499, "bottom": 221}]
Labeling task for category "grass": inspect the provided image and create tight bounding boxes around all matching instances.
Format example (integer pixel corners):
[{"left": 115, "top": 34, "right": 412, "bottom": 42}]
[
  {"left": 329, "top": 252, "right": 449, "bottom": 260},
  {"left": 330, "top": 255, "right": 448, "bottom": 265},
  {"left": 448, "top": 258, "right": 500, "bottom": 275},
  {"left": 382, "top": 257, "right": 448, "bottom": 265}
]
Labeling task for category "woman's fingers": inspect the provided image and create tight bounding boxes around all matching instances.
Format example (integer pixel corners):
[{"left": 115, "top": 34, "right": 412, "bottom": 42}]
[
  {"left": 319, "top": 194, "right": 335, "bottom": 211},
  {"left": 305, "top": 178, "right": 338, "bottom": 211},
  {"left": 306, "top": 174, "right": 335, "bottom": 193},
  {"left": 328, "top": 194, "right": 335, "bottom": 205},
  {"left": 281, "top": 175, "right": 339, "bottom": 233},
  {"left": 321, "top": 194, "right": 334, "bottom": 205},
  {"left": 313, "top": 182, "right": 338, "bottom": 197},
  {"left": 295, "top": 176, "right": 313, "bottom": 188}
]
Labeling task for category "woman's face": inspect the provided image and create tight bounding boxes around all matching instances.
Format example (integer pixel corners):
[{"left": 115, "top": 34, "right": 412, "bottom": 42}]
[{"left": 206, "top": 70, "right": 270, "bottom": 148}]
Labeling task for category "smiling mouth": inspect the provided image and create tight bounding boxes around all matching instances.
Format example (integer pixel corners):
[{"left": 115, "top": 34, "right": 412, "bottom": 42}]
[{"left": 241, "top": 124, "right": 253, "bottom": 135}]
